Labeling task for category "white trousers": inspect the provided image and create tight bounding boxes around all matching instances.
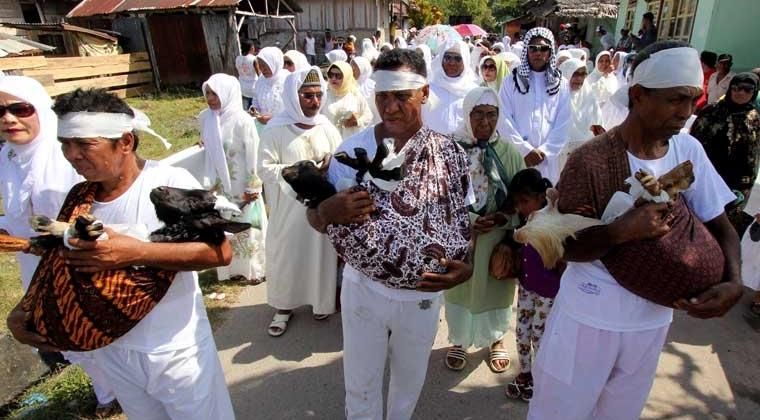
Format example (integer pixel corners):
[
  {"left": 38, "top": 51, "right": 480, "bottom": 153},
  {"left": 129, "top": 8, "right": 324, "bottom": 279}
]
[
  {"left": 341, "top": 278, "right": 442, "bottom": 420},
  {"left": 64, "top": 351, "right": 116, "bottom": 404},
  {"left": 528, "top": 306, "right": 669, "bottom": 420},
  {"left": 92, "top": 335, "right": 234, "bottom": 420}
]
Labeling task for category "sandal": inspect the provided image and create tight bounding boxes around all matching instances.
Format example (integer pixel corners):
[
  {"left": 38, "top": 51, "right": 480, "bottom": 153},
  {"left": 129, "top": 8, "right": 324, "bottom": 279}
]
[
  {"left": 445, "top": 346, "right": 467, "bottom": 371},
  {"left": 267, "top": 312, "right": 293, "bottom": 337},
  {"left": 505, "top": 377, "right": 533, "bottom": 402},
  {"left": 750, "top": 302, "right": 760, "bottom": 317},
  {"left": 488, "top": 343, "right": 510, "bottom": 373},
  {"left": 313, "top": 313, "right": 329, "bottom": 321},
  {"left": 95, "top": 400, "right": 122, "bottom": 418}
]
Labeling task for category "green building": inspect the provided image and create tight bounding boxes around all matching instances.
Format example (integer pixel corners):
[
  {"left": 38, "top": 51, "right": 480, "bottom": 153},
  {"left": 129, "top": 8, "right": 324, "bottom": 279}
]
[{"left": 616, "top": 0, "right": 760, "bottom": 72}]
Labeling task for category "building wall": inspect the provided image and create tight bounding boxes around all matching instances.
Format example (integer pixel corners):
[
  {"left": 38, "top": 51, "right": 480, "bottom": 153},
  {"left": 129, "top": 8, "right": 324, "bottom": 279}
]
[{"left": 0, "top": 0, "right": 26, "bottom": 35}]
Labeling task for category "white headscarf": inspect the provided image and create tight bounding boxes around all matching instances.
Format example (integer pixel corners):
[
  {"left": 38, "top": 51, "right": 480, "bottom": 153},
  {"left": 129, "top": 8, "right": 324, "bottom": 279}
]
[
  {"left": 267, "top": 67, "right": 331, "bottom": 129},
  {"left": 431, "top": 40, "right": 479, "bottom": 97},
  {"left": 502, "top": 35, "right": 511, "bottom": 50},
  {"left": 515, "top": 27, "right": 562, "bottom": 95},
  {"left": 285, "top": 50, "right": 310, "bottom": 72},
  {"left": 588, "top": 50, "right": 618, "bottom": 104},
  {"left": 361, "top": 38, "right": 379, "bottom": 61},
  {"left": 453, "top": 87, "right": 500, "bottom": 142},
  {"left": 568, "top": 48, "right": 587, "bottom": 63},
  {"left": 326, "top": 49, "right": 348, "bottom": 64},
  {"left": 201, "top": 73, "right": 247, "bottom": 191},
  {"left": 499, "top": 51, "right": 521, "bottom": 72},
  {"left": 559, "top": 58, "right": 601, "bottom": 141},
  {"left": 612, "top": 51, "right": 630, "bottom": 85},
  {"left": 492, "top": 42, "right": 506, "bottom": 53},
  {"left": 258, "top": 47, "right": 286, "bottom": 80},
  {"left": 351, "top": 56, "right": 375, "bottom": 97},
  {"left": 254, "top": 47, "right": 288, "bottom": 115},
  {"left": 471, "top": 46, "right": 486, "bottom": 74},
  {"left": 394, "top": 37, "right": 408, "bottom": 49},
  {"left": 0, "top": 76, "right": 82, "bottom": 288}
]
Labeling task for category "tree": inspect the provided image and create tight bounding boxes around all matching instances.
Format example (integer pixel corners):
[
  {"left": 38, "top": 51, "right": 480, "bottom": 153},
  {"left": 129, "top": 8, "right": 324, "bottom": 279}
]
[{"left": 408, "top": 0, "right": 445, "bottom": 28}]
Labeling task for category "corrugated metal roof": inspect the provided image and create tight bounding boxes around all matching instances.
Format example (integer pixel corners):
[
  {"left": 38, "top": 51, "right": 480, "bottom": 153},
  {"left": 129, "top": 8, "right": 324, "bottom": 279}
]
[
  {"left": 0, "top": 33, "right": 56, "bottom": 57},
  {"left": 67, "top": 0, "right": 241, "bottom": 18},
  {"left": 0, "top": 23, "right": 119, "bottom": 42},
  {"left": 526, "top": 0, "right": 619, "bottom": 19}
]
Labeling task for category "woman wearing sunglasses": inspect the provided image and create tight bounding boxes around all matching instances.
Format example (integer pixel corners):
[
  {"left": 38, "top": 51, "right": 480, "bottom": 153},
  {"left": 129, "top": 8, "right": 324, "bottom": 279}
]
[
  {"left": 0, "top": 76, "right": 120, "bottom": 416},
  {"left": 321, "top": 61, "right": 373, "bottom": 138},
  {"left": 479, "top": 54, "right": 509, "bottom": 92},
  {"left": 422, "top": 39, "right": 479, "bottom": 135},
  {"left": 691, "top": 73, "right": 760, "bottom": 235}
]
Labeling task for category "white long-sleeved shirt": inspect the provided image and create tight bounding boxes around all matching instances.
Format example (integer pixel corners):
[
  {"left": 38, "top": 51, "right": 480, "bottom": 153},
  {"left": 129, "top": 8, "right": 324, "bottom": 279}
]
[{"left": 498, "top": 71, "right": 572, "bottom": 184}]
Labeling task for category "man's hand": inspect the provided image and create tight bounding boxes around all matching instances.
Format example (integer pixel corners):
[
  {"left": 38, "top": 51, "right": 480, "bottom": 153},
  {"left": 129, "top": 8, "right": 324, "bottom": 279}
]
[
  {"left": 242, "top": 191, "right": 260, "bottom": 204},
  {"left": 524, "top": 149, "right": 545, "bottom": 167},
  {"left": 343, "top": 114, "right": 358, "bottom": 128},
  {"left": 673, "top": 282, "right": 744, "bottom": 319},
  {"left": 64, "top": 228, "right": 145, "bottom": 273},
  {"left": 7, "top": 302, "right": 60, "bottom": 352},
  {"left": 317, "top": 189, "right": 375, "bottom": 225},
  {"left": 608, "top": 202, "right": 672, "bottom": 244},
  {"left": 417, "top": 259, "right": 473, "bottom": 292}
]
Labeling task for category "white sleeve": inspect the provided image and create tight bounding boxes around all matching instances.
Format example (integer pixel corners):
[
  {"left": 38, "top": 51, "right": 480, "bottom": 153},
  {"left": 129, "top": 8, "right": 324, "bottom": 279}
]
[
  {"left": 538, "top": 83, "right": 572, "bottom": 157},
  {"left": 165, "top": 166, "right": 203, "bottom": 190},
  {"left": 681, "top": 136, "right": 735, "bottom": 222},
  {"left": 498, "top": 76, "right": 534, "bottom": 156}
]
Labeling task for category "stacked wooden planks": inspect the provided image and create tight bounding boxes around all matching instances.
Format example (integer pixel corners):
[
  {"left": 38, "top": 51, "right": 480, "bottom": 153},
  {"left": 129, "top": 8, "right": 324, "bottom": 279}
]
[{"left": 0, "top": 52, "right": 155, "bottom": 98}]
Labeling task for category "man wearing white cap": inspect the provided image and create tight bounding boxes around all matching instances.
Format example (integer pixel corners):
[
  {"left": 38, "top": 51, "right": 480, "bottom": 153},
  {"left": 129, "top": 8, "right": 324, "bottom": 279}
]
[
  {"left": 259, "top": 67, "right": 342, "bottom": 336},
  {"left": 527, "top": 41, "right": 743, "bottom": 420},
  {"left": 7, "top": 88, "right": 235, "bottom": 419},
  {"left": 306, "top": 49, "right": 474, "bottom": 420},
  {"left": 498, "top": 27, "right": 571, "bottom": 185}
]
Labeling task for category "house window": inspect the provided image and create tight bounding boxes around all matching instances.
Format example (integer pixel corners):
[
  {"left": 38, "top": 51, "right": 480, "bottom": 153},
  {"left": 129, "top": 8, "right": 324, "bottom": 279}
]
[
  {"left": 658, "top": 0, "right": 698, "bottom": 42},
  {"left": 20, "top": 2, "right": 42, "bottom": 23},
  {"left": 37, "top": 34, "right": 65, "bottom": 55},
  {"left": 624, "top": 0, "right": 636, "bottom": 30}
]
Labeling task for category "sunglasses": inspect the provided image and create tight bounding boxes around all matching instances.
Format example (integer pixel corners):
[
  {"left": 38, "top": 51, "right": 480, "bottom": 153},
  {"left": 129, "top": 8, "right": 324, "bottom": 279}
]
[
  {"left": 327, "top": 72, "right": 343, "bottom": 80},
  {"left": 731, "top": 84, "right": 755, "bottom": 93},
  {"left": 443, "top": 54, "right": 463, "bottom": 63},
  {"left": 481, "top": 64, "right": 497, "bottom": 71},
  {"left": 299, "top": 92, "right": 324, "bottom": 100},
  {"left": 528, "top": 45, "right": 552, "bottom": 53},
  {"left": 0, "top": 102, "right": 35, "bottom": 118}
]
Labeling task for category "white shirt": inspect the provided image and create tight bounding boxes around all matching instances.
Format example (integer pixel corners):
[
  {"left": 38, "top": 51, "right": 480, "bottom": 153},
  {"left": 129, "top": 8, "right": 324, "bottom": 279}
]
[
  {"left": 498, "top": 70, "right": 572, "bottom": 184},
  {"left": 421, "top": 84, "right": 466, "bottom": 135},
  {"left": 91, "top": 161, "right": 212, "bottom": 353},
  {"left": 305, "top": 36, "right": 316, "bottom": 55},
  {"left": 600, "top": 33, "right": 615, "bottom": 51},
  {"left": 556, "top": 133, "right": 735, "bottom": 331},
  {"left": 235, "top": 54, "right": 258, "bottom": 98},
  {"left": 707, "top": 71, "right": 735, "bottom": 104},
  {"left": 326, "top": 126, "right": 475, "bottom": 301}
]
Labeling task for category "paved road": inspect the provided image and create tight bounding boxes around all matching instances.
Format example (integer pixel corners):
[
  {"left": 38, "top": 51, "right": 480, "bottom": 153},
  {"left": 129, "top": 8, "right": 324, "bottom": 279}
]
[{"left": 215, "top": 284, "right": 760, "bottom": 420}]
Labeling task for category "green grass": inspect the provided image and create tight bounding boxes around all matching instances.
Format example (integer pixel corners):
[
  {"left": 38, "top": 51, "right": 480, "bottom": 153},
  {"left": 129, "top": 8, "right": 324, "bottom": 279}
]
[{"left": 1, "top": 89, "right": 247, "bottom": 420}]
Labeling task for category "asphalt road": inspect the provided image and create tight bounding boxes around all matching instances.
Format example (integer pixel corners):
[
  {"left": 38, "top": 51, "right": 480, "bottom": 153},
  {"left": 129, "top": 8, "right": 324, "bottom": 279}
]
[{"left": 215, "top": 284, "right": 760, "bottom": 420}]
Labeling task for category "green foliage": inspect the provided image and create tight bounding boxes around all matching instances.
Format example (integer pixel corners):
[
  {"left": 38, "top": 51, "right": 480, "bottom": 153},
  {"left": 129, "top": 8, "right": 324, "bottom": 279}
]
[
  {"left": 419, "top": 0, "right": 522, "bottom": 33},
  {"left": 408, "top": 0, "right": 445, "bottom": 27}
]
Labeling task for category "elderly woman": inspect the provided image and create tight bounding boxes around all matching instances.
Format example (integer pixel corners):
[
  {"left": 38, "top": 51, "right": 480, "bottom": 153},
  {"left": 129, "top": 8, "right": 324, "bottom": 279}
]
[
  {"left": 557, "top": 58, "right": 603, "bottom": 172},
  {"left": 0, "top": 76, "right": 119, "bottom": 416},
  {"left": 443, "top": 87, "right": 525, "bottom": 374},
  {"left": 587, "top": 51, "right": 619, "bottom": 107},
  {"left": 480, "top": 54, "right": 509, "bottom": 92},
  {"left": 422, "top": 40, "right": 479, "bottom": 134},
  {"left": 251, "top": 47, "right": 288, "bottom": 127},
  {"left": 201, "top": 74, "right": 267, "bottom": 283},
  {"left": 322, "top": 61, "right": 373, "bottom": 138}
]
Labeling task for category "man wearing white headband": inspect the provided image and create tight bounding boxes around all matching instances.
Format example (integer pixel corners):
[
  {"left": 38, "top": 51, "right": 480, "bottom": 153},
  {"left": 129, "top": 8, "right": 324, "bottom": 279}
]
[
  {"left": 259, "top": 67, "right": 342, "bottom": 336},
  {"left": 528, "top": 42, "right": 742, "bottom": 419},
  {"left": 35, "top": 88, "right": 234, "bottom": 419},
  {"left": 498, "top": 27, "right": 571, "bottom": 185},
  {"left": 306, "top": 49, "right": 474, "bottom": 420}
]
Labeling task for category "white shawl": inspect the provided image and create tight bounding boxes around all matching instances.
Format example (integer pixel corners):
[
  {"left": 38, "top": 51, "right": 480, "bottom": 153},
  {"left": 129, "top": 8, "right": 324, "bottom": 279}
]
[
  {"left": 430, "top": 40, "right": 479, "bottom": 97},
  {"left": 266, "top": 66, "right": 331, "bottom": 129}
]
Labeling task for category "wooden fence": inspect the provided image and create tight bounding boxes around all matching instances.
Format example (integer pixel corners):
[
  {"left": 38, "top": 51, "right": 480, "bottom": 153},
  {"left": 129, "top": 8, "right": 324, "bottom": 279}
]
[{"left": 0, "top": 52, "right": 156, "bottom": 98}]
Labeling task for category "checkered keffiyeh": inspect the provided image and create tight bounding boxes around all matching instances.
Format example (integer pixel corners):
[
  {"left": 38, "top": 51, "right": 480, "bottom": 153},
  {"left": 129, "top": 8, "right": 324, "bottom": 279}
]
[{"left": 515, "top": 27, "right": 561, "bottom": 96}]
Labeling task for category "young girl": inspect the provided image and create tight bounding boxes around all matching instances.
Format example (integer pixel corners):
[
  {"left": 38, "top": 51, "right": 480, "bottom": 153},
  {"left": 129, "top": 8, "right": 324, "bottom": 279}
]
[{"left": 505, "top": 168, "right": 564, "bottom": 402}]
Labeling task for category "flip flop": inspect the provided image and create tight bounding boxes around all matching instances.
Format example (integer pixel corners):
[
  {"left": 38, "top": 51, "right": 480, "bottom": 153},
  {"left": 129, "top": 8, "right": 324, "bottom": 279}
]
[{"left": 268, "top": 312, "right": 293, "bottom": 337}]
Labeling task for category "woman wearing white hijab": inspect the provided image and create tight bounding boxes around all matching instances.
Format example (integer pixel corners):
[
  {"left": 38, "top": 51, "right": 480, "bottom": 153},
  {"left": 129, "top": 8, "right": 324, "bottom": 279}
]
[
  {"left": 567, "top": 48, "right": 587, "bottom": 63},
  {"left": 284, "top": 50, "right": 310, "bottom": 73},
  {"left": 557, "top": 58, "right": 603, "bottom": 172},
  {"left": 422, "top": 40, "right": 480, "bottom": 135},
  {"left": 612, "top": 51, "right": 630, "bottom": 85},
  {"left": 251, "top": 47, "right": 288, "bottom": 127},
  {"left": 587, "top": 50, "right": 619, "bottom": 107},
  {"left": 0, "top": 76, "right": 118, "bottom": 415},
  {"left": 326, "top": 49, "right": 348, "bottom": 64},
  {"left": 361, "top": 37, "right": 379, "bottom": 62},
  {"left": 201, "top": 73, "right": 266, "bottom": 283},
  {"left": 351, "top": 56, "right": 380, "bottom": 123},
  {"left": 322, "top": 61, "right": 373, "bottom": 138},
  {"left": 443, "top": 87, "right": 525, "bottom": 374}
]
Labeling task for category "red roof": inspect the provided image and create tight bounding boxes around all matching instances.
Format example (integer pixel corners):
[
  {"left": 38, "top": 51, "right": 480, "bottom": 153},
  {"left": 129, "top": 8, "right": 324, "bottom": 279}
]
[{"left": 67, "top": 0, "right": 240, "bottom": 18}]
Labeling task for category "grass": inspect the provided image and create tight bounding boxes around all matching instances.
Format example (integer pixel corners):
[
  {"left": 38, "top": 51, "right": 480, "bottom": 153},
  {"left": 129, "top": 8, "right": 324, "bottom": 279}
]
[{"left": 1, "top": 89, "right": 248, "bottom": 419}]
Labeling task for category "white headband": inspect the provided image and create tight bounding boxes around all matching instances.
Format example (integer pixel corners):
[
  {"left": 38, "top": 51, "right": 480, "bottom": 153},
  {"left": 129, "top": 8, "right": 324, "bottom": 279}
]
[
  {"left": 631, "top": 47, "right": 703, "bottom": 89},
  {"left": 57, "top": 108, "right": 171, "bottom": 150},
  {"left": 371, "top": 70, "right": 428, "bottom": 92}
]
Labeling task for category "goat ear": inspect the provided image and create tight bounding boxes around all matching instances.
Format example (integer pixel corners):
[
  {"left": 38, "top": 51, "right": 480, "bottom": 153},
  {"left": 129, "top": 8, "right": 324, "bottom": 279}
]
[{"left": 546, "top": 188, "right": 559, "bottom": 209}]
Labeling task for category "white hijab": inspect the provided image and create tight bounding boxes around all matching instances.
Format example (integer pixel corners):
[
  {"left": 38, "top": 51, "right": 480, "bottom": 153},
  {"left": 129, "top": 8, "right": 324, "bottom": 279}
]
[
  {"left": 0, "top": 76, "right": 81, "bottom": 288},
  {"left": 453, "top": 87, "right": 500, "bottom": 142},
  {"left": 431, "top": 40, "right": 479, "bottom": 97},
  {"left": 285, "top": 50, "right": 310, "bottom": 72},
  {"left": 200, "top": 73, "right": 247, "bottom": 191},
  {"left": 612, "top": 51, "right": 630, "bottom": 85},
  {"left": 361, "top": 38, "right": 379, "bottom": 61},
  {"left": 415, "top": 44, "right": 433, "bottom": 77},
  {"left": 351, "top": 56, "right": 375, "bottom": 97},
  {"left": 255, "top": 47, "right": 288, "bottom": 114},
  {"left": 326, "top": 49, "right": 348, "bottom": 64},
  {"left": 559, "top": 58, "right": 601, "bottom": 141},
  {"left": 588, "top": 51, "right": 619, "bottom": 104},
  {"left": 267, "top": 67, "right": 331, "bottom": 129}
]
